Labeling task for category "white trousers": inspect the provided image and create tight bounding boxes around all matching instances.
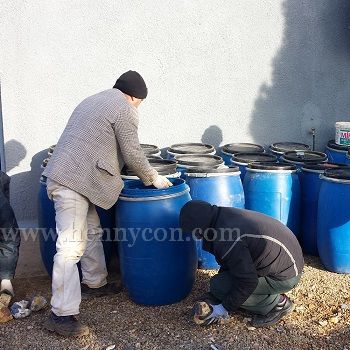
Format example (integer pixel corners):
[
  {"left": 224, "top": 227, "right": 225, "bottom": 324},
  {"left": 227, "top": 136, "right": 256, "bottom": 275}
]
[{"left": 46, "top": 179, "right": 108, "bottom": 316}]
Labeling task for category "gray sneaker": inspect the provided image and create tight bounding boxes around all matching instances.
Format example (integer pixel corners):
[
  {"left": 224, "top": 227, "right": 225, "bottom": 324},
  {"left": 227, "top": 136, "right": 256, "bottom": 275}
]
[{"left": 43, "top": 312, "right": 90, "bottom": 337}]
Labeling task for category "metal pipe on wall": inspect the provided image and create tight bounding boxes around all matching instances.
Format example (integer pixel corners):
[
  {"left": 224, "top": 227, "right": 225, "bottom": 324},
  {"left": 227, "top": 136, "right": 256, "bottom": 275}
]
[{"left": 0, "top": 80, "right": 6, "bottom": 172}]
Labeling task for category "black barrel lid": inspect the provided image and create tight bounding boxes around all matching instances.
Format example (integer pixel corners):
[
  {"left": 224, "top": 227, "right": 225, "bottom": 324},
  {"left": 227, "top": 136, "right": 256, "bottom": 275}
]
[
  {"left": 125, "top": 158, "right": 177, "bottom": 176},
  {"left": 186, "top": 166, "right": 239, "bottom": 174},
  {"left": 270, "top": 142, "right": 310, "bottom": 153},
  {"left": 168, "top": 143, "right": 215, "bottom": 155},
  {"left": 175, "top": 154, "right": 223, "bottom": 167},
  {"left": 327, "top": 140, "right": 350, "bottom": 151},
  {"left": 324, "top": 168, "right": 350, "bottom": 180},
  {"left": 148, "top": 158, "right": 177, "bottom": 167},
  {"left": 302, "top": 163, "right": 349, "bottom": 171},
  {"left": 283, "top": 151, "right": 327, "bottom": 163},
  {"left": 247, "top": 163, "right": 297, "bottom": 171},
  {"left": 232, "top": 152, "right": 277, "bottom": 163},
  {"left": 222, "top": 143, "right": 264, "bottom": 155},
  {"left": 140, "top": 144, "right": 160, "bottom": 155}
]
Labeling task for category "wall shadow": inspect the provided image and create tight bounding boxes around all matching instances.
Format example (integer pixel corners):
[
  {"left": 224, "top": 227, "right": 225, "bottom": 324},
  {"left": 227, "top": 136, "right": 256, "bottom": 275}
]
[
  {"left": 7, "top": 141, "right": 49, "bottom": 223},
  {"left": 201, "top": 125, "right": 223, "bottom": 150},
  {"left": 5, "top": 139, "right": 27, "bottom": 172},
  {"left": 249, "top": 0, "right": 350, "bottom": 151}
]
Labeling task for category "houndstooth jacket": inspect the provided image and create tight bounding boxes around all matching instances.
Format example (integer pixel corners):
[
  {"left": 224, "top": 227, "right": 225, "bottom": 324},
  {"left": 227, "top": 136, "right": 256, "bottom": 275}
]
[{"left": 43, "top": 88, "right": 158, "bottom": 209}]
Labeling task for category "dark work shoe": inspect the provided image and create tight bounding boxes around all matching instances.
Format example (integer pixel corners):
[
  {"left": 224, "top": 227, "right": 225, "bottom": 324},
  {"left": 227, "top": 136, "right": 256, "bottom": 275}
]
[
  {"left": 81, "top": 282, "right": 122, "bottom": 299},
  {"left": 250, "top": 295, "right": 294, "bottom": 328},
  {"left": 43, "top": 312, "right": 89, "bottom": 337}
]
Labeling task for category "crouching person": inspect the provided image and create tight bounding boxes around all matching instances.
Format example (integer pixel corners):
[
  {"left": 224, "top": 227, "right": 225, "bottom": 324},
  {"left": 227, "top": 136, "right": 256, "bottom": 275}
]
[{"left": 180, "top": 200, "right": 304, "bottom": 328}]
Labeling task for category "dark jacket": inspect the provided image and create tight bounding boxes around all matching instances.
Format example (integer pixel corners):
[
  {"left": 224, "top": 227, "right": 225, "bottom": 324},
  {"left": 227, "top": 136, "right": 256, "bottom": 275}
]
[
  {"left": 202, "top": 206, "right": 304, "bottom": 311},
  {"left": 0, "top": 171, "right": 20, "bottom": 280}
]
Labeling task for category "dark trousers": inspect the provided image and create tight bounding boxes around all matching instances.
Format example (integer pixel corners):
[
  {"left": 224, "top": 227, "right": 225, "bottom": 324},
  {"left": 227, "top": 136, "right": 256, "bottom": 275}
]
[
  {"left": 210, "top": 272, "right": 301, "bottom": 315},
  {"left": 0, "top": 172, "right": 20, "bottom": 280}
]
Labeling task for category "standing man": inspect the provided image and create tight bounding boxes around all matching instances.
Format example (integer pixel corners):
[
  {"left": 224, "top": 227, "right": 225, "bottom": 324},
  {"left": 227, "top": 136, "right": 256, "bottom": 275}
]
[
  {"left": 180, "top": 200, "right": 304, "bottom": 328},
  {"left": 43, "top": 71, "right": 171, "bottom": 337}
]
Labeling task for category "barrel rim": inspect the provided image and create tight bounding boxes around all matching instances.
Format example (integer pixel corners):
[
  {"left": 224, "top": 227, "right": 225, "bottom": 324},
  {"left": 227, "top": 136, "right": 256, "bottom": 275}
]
[
  {"left": 282, "top": 151, "right": 327, "bottom": 163},
  {"left": 231, "top": 152, "right": 277, "bottom": 163},
  {"left": 269, "top": 142, "right": 310, "bottom": 154},
  {"left": 222, "top": 143, "right": 265, "bottom": 155},
  {"left": 301, "top": 163, "right": 349, "bottom": 173},
  {"left": 327, "top": 140, "right": 350, "bottom": 151},
  {"left": 185, "top": 166, "right": 240, "bottom": 177},
  {"left": 119, "top": 187, "right": 190, "bottom": 201},
  {"left": 140, "top": 143, "right": 161, "bottom": 154},
  {"left": 247, "top": 163, "right": 297, "bottom": 171},
  {"left": 175, "top": 154, "right": 224, "bottom": 166},
  {"left": 168, "top": 143, "right": 215, "bottom": 155},
  {"left": 121, "top": 172, "right": 181, "bottom": 179},
  {"left": 120, "top": 178, "right": 189, "bottom": 198},
  {"left": 124, "top": 158, "right": 177, "bottom": 176},
  {"left": 323, "top": 168, "right": 350, "bottom": 181},
  {"left": 148, "top": 158, "right": 177, "bottom": 166}
]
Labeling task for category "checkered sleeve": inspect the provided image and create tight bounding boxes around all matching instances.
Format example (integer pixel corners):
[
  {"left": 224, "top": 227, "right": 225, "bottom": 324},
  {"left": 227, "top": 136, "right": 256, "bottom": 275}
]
[{"left": 114, "top": 105, "right": 158, "bottom": 185}]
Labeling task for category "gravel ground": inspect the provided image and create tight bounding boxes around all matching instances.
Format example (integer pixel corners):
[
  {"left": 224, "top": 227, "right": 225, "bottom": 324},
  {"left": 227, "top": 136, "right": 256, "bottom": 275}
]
[{"left": 1, "top": 256, "right": 350, "bottom": 350}]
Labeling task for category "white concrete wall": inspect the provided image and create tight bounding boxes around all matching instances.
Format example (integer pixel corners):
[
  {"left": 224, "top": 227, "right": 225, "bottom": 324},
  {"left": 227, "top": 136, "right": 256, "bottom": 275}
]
[{"left": 1, "top": 0, "right": 350, "bottom": 222}]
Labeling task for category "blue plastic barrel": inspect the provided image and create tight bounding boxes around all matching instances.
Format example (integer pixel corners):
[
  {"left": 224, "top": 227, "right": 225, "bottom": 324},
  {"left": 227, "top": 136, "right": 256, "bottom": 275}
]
[
  {"left": 325, "top": 140, "right": 349, "bottom": 164},
  {"left": 317, "top": 168, "right": 350, "bottom": 273},
  {"left": 269, "top": 142, "right": 310, "bottom": 162},
  {"left": 116, "top": 178, "right": 197, "bottom": 305},
  {"left": 38, "top": 176, "right": 57, "bottom": 275},
  {"left": 167, "top": 143, "right": 215, "bottom": 160},
  {"left": 231, "top": 153, "right": 277, "bottom": 180},
  {"left": 347, "top": 151, "right": 350, "bottom": 165},
  {"left": 244, "top": 163, "right": 301, "bottom": 236},
  {"left": 281, "top": 151, "right": 327, "bottom": 170},
  {"left": 38, "top": 175, "right": 116, "bottom": 276},
  {"left": 175, "top": 154, "right": 224, "bottom": 178},
  {"left": 185, "top": 167, "right": 245, "bottom": 269},
  {"left": 220, "top": 143, "right": 265, "bottom": 165},
  {"left": 300, "top": 163, "right": 348, "bottom": 256}
]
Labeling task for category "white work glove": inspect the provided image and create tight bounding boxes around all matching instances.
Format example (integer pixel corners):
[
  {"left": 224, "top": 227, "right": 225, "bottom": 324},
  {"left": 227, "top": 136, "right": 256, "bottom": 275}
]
[{"left": 152, "top": 175, "right": 173, "bottom": 189}]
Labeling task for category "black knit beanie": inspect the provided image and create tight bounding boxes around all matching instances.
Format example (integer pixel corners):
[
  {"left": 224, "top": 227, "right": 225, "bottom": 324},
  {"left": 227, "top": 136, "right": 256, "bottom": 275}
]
[
  {"left": 180, "top": 200, "right": 217, "bottom": 235},
  {"left": 113, "top": 70, "right": 148, "bottom": 99}
]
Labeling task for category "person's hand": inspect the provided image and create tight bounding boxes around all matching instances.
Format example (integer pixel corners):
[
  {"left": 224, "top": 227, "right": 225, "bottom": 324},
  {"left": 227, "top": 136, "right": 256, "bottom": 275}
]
[
  {"left": 193, "top": 302, "right": 229, "bottom": 326},
  {"left": 152, "top": 175, "right": 173, "bottom": 189}
]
